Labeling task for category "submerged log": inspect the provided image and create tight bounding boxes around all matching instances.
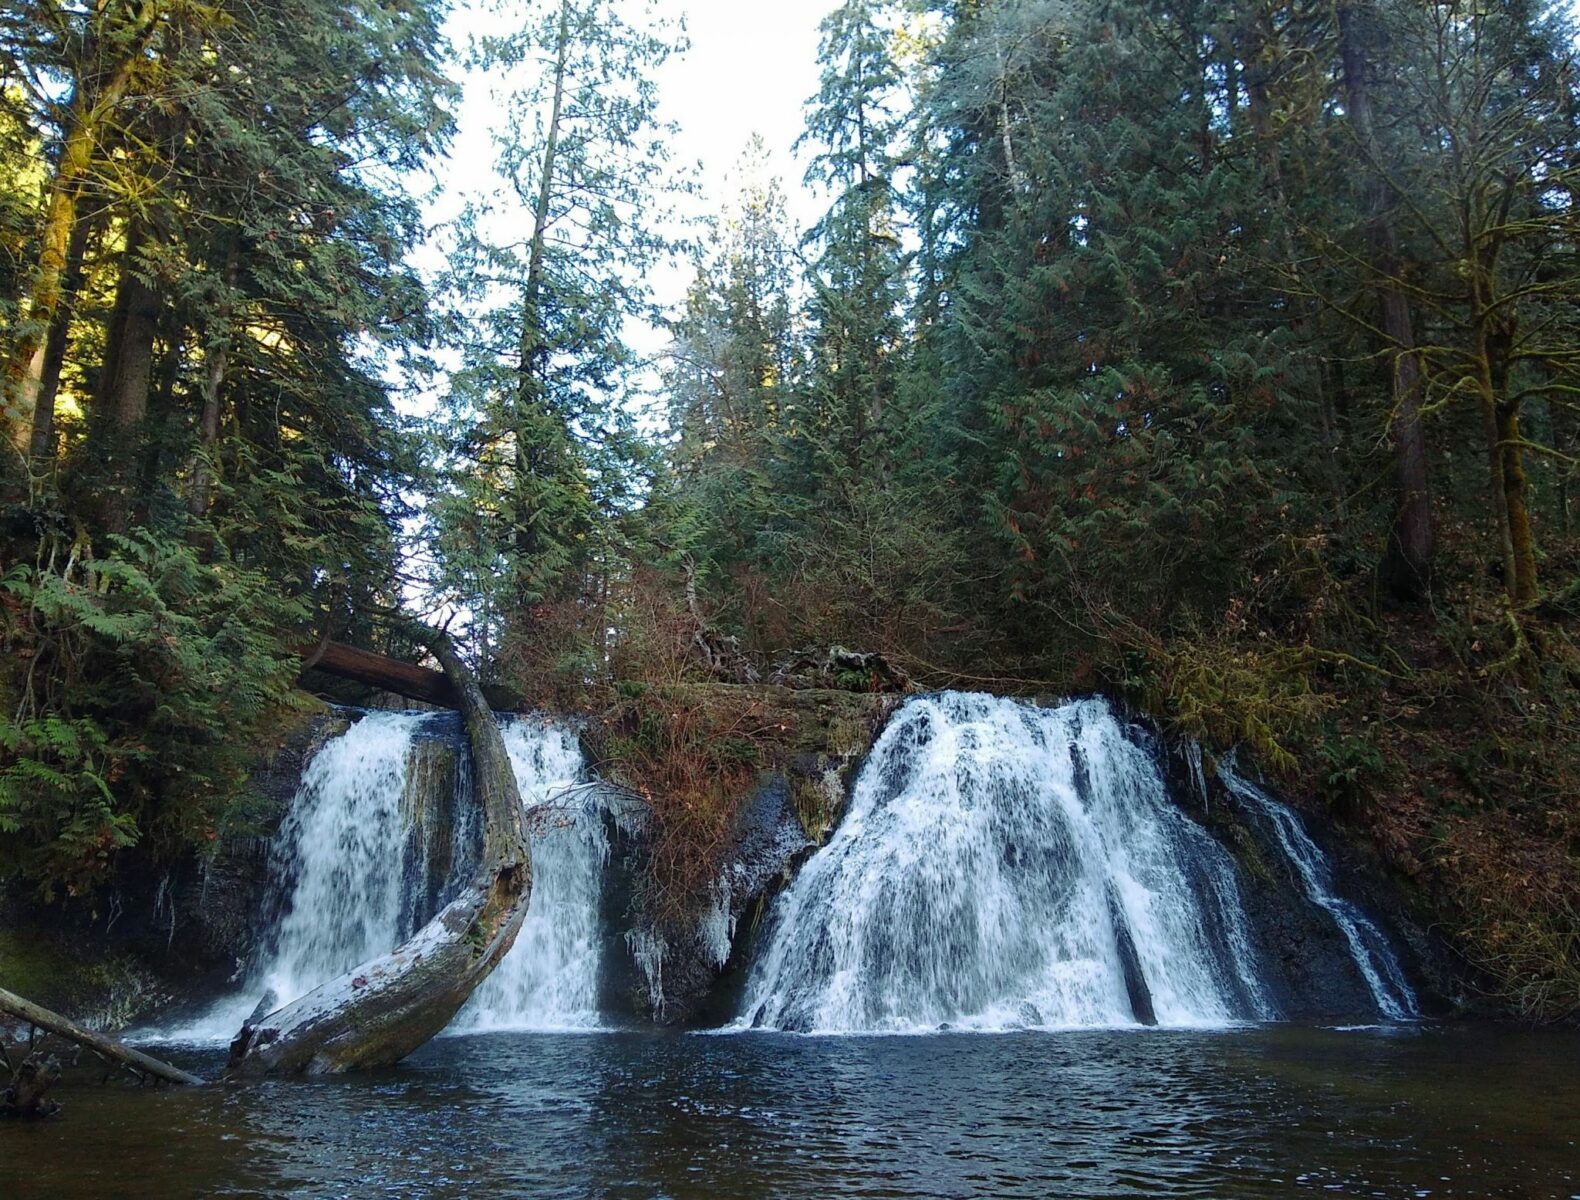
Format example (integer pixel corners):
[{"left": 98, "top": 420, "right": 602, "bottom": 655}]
[
  {"left": 0, "top": 986, "right": 202, "bottom": 1088},
  {"left": 2, "top": 1053, "right": 62, "bottom": 1118},
  {"left": 228, "top": 635, "right": 531, "bottom": 1076},
  {"left": 300, "top": 640, "right": 520, "bottom": 712}
]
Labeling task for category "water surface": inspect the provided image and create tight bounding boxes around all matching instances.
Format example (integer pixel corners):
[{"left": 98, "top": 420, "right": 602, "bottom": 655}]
[{"left": 4, "top": 1024, "right": 1577, "bottom": 1198}]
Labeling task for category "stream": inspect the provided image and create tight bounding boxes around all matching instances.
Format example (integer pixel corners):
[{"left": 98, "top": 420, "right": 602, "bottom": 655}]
[{"left": 4, "top": 1024, "right": 1578, "bottom": 1198}]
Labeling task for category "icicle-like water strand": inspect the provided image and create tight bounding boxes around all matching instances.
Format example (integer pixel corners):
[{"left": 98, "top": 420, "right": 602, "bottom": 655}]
[
  {"left": 1217, "top": 761, "right": 1418, "bottom": 1019},
  {"left": 737, "top": 693, "right": 1271, "bottom": 1033},
  {"left": 452, "top": 718, "right": 605, "bottom": 1031}
]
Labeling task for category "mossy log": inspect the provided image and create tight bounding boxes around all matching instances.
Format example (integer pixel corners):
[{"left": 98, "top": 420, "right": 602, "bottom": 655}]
[{"left": 226, "top": 635, "right": 530, "bottom": 1076}]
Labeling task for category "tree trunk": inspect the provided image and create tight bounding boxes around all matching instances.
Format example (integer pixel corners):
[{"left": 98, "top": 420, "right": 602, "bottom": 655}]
[
  {"left": 1479, "top": 377, "right": 1517, "bottom": 599},
  {"left": 1498, "top": 401, "right": 1539, "bottom": 607},
  {"left": 0, "top": 986, "right": 202, "bottom": 1087},
  {"left": 300, "top": 639, "right": 520, "bottom": 711},
  {"left": 227, "top": 635, "right": 530, "bottom": 1076},
  {"left": 1472, "top": 297, "right": 1538, "bottom": 607},
  {"left": 27, "top": 212, "right": 93, "bottom": 465},
  {"left": 1, "top": 9, "right": 155, "bottom": 454},
  {"left": 1338, "top": 0, "right": 1436, "bottom": 601},
  {"left": 188, "top": 240, "right": 241, "bottom": 523},
  {"left": 97, "top": 224, "right": 163, "bottom": 531},
  {"left": 1377, "top": 288, "right": 1435, "bottom": 600}
]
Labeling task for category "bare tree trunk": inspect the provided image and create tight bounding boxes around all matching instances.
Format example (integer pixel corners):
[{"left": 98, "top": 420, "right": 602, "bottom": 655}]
[
  {"left": 0, "top": 986, "right": 202, "bottom": 1087},
  {"left": 188, "top": 240, "right": 241, "bottom": 523},
  {"left": 1498, "top": 401, "right": 1539, "bottom": 607},
  {"left": 300, "top": 639, "right": 520, "bottom": 711},
  {"left": 27, "top": 212, "right": 93, "bottom": 466},
  {"left": 1339, "top": 0, "right": 1436, "bottom": 601},
  {"left": 227, "top": 635, "right": 530, "bottom": 1076},
  {"left": 1, "top": 6, "right": 156, "bottom": 454},
  {"left": 97, "top": 224, "right": 163, "bottom": 531}
]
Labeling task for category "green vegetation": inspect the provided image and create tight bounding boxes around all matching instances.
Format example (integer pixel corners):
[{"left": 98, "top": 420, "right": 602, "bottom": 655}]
[
  {"left": 2, "top": 0, "right": 1578, "bottom": 1018},
  {"left": 0, "top": 0, "right": 449, "bottom": 893}
]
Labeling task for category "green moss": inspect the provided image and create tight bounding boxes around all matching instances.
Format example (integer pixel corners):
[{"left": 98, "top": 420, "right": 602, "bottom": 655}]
[
  {"left": 791, "top": 773, "right": 837, "bottom": 842},
  {"left": 1229, "top": 822, "right": 1276, "bottom": 886},
  {"left": 0, "top": 928, "right": 64, "bottom": 1001},
  {"left": 0, "top": 928, "right": 168, "bottom": 1031}
]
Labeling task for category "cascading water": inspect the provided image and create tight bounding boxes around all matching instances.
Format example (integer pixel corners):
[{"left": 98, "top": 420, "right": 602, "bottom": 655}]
[
  {"left": 156, "top": 709, "right": 605, "bottom": 1041},
  {"left": 452, "top": 720, "right": 607, "bottom": 1031},
  {"left": 156, "top": 709, "right": 433, "bottom": 1039},
  {"left": 737, "top": 693, "right": 1273, "bottom": 1033},
  {"left": 1217, "top": 761, "right": 1418, "bottom": 1020}
]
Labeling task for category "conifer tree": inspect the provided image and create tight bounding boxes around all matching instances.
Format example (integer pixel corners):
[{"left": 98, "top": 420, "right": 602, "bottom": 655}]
[
  {"left": 433, "top": 0, "right": 685, "bottom": 676},
  {"left": 798, "top": 0, "right": 907, "bottom": 483}
]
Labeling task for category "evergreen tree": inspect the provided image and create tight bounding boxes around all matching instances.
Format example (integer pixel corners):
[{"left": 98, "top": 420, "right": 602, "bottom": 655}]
[
  {"left": 433, "top": 0, "right": 685, "bottom": 682},
  {"left": 0, "top": 0, "right": 452, "bottom": 894},
  {"left": 798, "top": 0, "right": 907, "bottom": 483}
]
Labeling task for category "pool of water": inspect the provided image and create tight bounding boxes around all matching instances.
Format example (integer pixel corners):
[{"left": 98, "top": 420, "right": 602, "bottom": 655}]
[{"left": 3, "top": 1024, "right": 1577, "bottom": 1198}]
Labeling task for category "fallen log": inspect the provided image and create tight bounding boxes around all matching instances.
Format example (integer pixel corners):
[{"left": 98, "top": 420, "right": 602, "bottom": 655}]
[
  {"left": 299, "top": 640, "right": 520, "bottom": 712},
  {"left": 227, "top": 634, "right": 531, "bottom": 1075},
  {"left": 0, "top": 986, "right": 202, "bottom": 1088}
]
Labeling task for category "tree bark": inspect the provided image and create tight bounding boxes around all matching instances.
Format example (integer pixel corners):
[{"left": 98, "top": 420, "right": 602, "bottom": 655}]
[
  {"left": 227, "top": 634, "right": 531, "bottom": 1075},
  {"left": 1, "top": 5, "right": 157, "bottom": 454},
  {"left": 97, "top": 223, "right": 164, "bottom": 531},
  {"left": 1472, "top": 296, "right": 1537, "bottom": 607},
  {"left": 1498, "top": 400, "right": 1539, "bottom": 607},
  {"left": 27, "top": 212, "right": 93, "bottom": 465},
  {"left": 188, "top": 239, "right": 241, "bottom": 523},
  {"left": 300, "top": 640, "right": 520, "bottom": 711},
  {"left": 1338, "top": 0, "right": 1436, "bottom": 601},
  {"left": 0, "top": 986, "right": 202, "bottom": 1087}
]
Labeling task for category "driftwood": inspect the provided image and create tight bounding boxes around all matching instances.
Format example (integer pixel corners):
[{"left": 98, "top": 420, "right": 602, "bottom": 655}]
[
  {"left": 768, "top": 646, "right": 912, "bottom": 693},
  {"left": 227, "top": 634, "right": 531, "bottom": 1075},
  {"left": 299, "top": 640, "right": 520, "bottom": 712},
  {"left": 2, "top": 1052, "right": 62, "bottom": 1118},
  {"left": 684, "top": 561, "right": 760, "bottom": 684},
  {"left": 0, "top": 986, "right": 202, "bottom": 1090}
]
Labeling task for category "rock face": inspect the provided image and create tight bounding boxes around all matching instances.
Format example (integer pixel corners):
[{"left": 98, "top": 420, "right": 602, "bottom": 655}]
[
  {"left": 0, "top": 688, "right": 1462, "bottom": 1035},
  {"left": 600, "top": 748, "right": 865, "bottom": 1027},
  {"left": 0, "top": 705, "right": 352, "bottom": 1029},
  {"left": 1155, "top": 737, "right": 1460, "bottom": 1019},
  {"left": 160, "top": 706, "right": 357, "bottom": 977}
]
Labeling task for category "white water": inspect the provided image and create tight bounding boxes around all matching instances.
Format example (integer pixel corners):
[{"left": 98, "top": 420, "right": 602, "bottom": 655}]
[
  {"left": 453, "top": 719, "right": 605, "bottom": 1031},
  {"left": 1218, "top": 761, "right": 1418, "bottom": 1020},
  {"left": 736, "top": 693, "right": 1272, "bottom": 1034},
  {"left": 153, "top": 710, "right": 602, "bottom": 1042}
]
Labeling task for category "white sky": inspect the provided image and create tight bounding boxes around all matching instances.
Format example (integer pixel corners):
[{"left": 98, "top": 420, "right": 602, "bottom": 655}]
[
  {"left": 400, "top": 2, "right": 832, "bottom": 616},
  {"left": 420, "top": 0, "right": 831, "bottom": 350},
  {"left": 655, "top": 0, "right": 828, "bottom": 231}
]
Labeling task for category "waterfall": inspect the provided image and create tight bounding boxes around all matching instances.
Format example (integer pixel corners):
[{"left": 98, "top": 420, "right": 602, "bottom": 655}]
[
  {"left": 452, "top": 719, "right": 606, "bottom": 1031},
  {"left": 154, "top": 709, "right": 604, "bottom": 1041},
  {"left": 736, "top": 693, "right": 1272, "bottom": 1033},
  {"left": 254, "top": 710, "right": 438, "bottom": 1009},
  {"left": 1218, "top": 761, "right": 1418, "bottom": 1020}
]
